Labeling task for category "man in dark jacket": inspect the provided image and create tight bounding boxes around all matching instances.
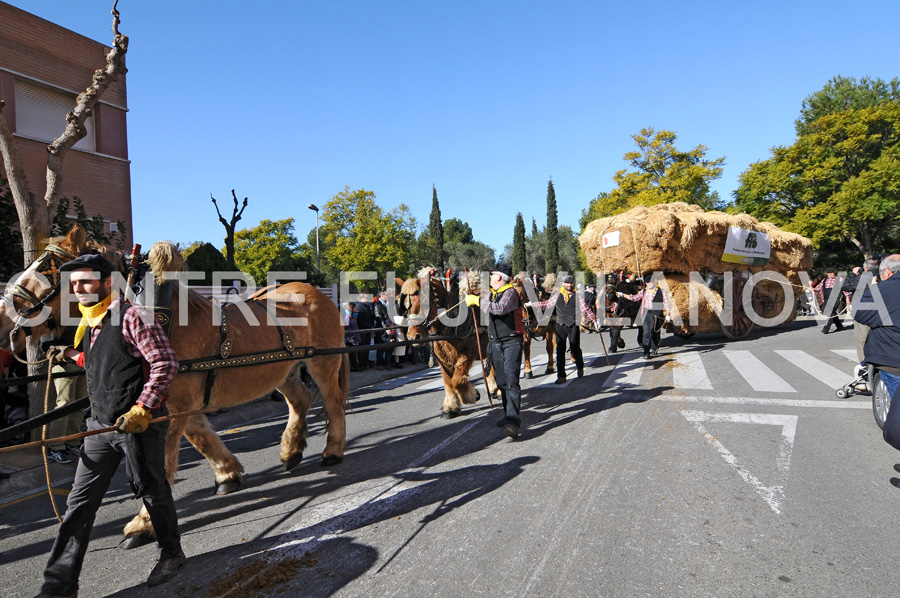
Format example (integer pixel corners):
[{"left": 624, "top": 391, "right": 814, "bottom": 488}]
[
  {"left": 817, "top": 267, "right": 845, "bottom": 334},
  {"left": 37, "top": 254, "right": 184, "bottom": 597},
  {"left": 466, "top": 263, "right": 523, "bottom": 438},
  {"left": 853, "top": 255, "right": 900, "bottom": 479},
  {"left": 355, "top": 293, "right": 375, "bottom": 369},
  {"left": 847, "top": 258, "right": 880, "bottom": 363}
]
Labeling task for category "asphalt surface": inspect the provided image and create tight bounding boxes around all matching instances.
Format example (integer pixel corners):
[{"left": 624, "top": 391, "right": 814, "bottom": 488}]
[{"left": 2, "top": 316, "right": 899, "bottom": 597}]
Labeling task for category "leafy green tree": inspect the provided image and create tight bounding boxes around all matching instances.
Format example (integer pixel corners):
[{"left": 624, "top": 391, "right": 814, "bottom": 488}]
[
  {"left": 426, "top": 185, "right": 444, "bottom": 270},
  {"left": 511, "top": 213, "right": 526, "bottom": 274},
  {"left": 182, "top": 242, "right": 239, "bottom": 285},
  {"left": 231, "top": 218, "right": 318, "bottom": 287},
  {"left": 546, "top": 179, "right": 559, "bottom": 274},
  {"left": 527, "top": 217, "right": 544, "bottom": 273},
  {"left": 53, "top": 196, "right": 128, "bottom": 250},
  {"left": 443, "top": 217, "right": 474, "bottom": 244},
  {"left": 319, "top": 187, "right": 417, "bottom": 282},
  {"left": 445, "top": 240, "right": 495, "bottom": 271},
  {"left": 735, "top": 102, "right": 900, "bottom": 256},
  {"left": 796, "top": 75, "right": 900, "bottom": 136},
  {"left": 583, "top": 128, "right": 725, "bottom": 222},
  {"left": 0, "top": 178, "right": 23, "bottom": 280}
]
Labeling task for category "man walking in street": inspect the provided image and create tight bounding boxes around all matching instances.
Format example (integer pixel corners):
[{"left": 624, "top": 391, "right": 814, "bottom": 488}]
[
  {"left": 525, "top": 274, "right": 597, "bottom": 383},
  {"left": 466, "top": 263, "right": 524, "bottom": 438},
  {"left": 36, "top": 254, "right": 184, "bottom": 597},
  {"left": 817, "top": 267, "right": 845, "bottom": 334},
  {"left": 618, "top": 274, "right": 671, "bottom": 359}
]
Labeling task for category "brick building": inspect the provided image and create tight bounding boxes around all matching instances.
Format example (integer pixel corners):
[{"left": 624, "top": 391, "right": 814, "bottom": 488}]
[{"left": 0, "top": 1, "right": 132, "bottom": 243}]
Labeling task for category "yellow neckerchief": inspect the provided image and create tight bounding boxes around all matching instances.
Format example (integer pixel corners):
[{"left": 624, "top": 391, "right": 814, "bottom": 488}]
[
  {"left": 560, "top": 287, "right": 573, "bottom": 302},
  {"left": 490, "top": 283, "right": 514, "bottom": 300},
  {"left": 73, "top": 292, "right": 118, "bottom": 349}
]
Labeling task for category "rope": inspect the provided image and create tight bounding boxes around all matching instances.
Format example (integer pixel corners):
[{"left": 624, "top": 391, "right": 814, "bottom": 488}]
[{"left": 40, "top": 353, "right": 63, "bottom": 523}]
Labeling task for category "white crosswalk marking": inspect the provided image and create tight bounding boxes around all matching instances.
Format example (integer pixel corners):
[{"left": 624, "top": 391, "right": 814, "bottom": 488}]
[
  {"left": 723, "top": 350, "right": 796, "bottom": 393},
  {"left": 775, "top": 350, "right": 851, "bottom": 390},
  {"left": 672, "top": 351, "right": 713, "bottom": 389}
]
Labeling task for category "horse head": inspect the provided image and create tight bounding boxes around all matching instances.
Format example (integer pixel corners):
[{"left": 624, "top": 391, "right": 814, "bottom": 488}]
[
  {"left": 0, "top": 225, "right": 125, "bottom": 355},
  {"left": 397, "top": 267, "right": 447, "bottom": 340}
]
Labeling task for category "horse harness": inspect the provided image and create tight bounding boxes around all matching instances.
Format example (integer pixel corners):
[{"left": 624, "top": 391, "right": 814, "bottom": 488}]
[{"left": 3, "top": 245, "right": 75, "bottom": 341}]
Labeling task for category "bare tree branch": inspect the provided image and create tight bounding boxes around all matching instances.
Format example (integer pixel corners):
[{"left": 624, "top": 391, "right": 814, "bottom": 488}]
[
  {"left": 211, "top": 189, "right": 248, "bottom": 265},
  {"left": 42, "top": 2, "right": 129, "bottom": 252}
]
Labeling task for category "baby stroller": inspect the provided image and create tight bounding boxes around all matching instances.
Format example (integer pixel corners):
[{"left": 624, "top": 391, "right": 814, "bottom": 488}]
[{"left": 835, "top": 364, "right": 871, "bottom": 399}]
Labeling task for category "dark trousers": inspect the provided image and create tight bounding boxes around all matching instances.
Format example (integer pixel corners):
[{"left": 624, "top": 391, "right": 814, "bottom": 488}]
[
  {"left": 41, "top": 418, "right": 181, "bottom": 596},
  {"left": 359, "top": 333, "right": 373, "bottom": 366},
  {"left": 555, "top": 323, "right": 582, "bottom": 377},
  {"left": 823, "top": 290, "right": 844, "bottom": 332},
  {"left": 490, "top": 338, "right": 523, "bottom": 425},
  {"left": 641, "top": 311, "right": 663, "bottom": 354}
]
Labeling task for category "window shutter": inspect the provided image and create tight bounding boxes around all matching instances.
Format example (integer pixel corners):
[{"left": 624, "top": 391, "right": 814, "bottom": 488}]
[{"left": 14, "top": 80, "right": 95, "bottom": 152}]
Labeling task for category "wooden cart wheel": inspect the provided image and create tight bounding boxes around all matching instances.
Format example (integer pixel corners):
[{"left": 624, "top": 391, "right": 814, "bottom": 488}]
[{"left": 721, "top": 276, "right": 755, "bottom": 340}]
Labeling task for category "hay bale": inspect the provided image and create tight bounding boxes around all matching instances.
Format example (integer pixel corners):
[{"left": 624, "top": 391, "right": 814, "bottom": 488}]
[{"left": 579, "top": 203, "right": 813, "bottom": 276}]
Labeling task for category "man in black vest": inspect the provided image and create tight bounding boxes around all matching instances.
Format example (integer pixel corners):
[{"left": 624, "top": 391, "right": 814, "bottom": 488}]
[
  {"left": 466, "top": 263, "right": 524, "bottom": 438},
  {"left": 526, "top": 274, "right": 597, "bottom": 384},
  {"left": 37, "top": 254, "right": 184, "bottom": 597}
]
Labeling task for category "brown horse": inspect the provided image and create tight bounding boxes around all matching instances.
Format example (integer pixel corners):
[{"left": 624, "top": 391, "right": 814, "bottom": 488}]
[
  {"left": 515, "top": 274, "right": 556, "bottom": 379},
  {"left": 397, "top": 268, "right": 498, "bottom": 418},
  {"left": 0, "top": 231, "right": 349, "bottom": 547}
]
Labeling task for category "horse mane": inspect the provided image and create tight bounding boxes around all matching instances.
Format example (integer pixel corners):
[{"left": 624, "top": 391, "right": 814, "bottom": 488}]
[
  {"left": 400, "top": 277, "right": 421, "bottom": 295},
  {"left": 457, "top": 271, "right": 486, "bottom": 295},
  {"left": 147, "top": 241, "right": 185, "bottom": 282},
  {"left": 46, "top": 224, "right": 126, "bottom": 274}
]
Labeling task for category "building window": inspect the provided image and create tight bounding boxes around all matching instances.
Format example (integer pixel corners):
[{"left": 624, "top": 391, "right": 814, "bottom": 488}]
[{"left": 14, "top": 79, "right": 95, "bottom": 152}]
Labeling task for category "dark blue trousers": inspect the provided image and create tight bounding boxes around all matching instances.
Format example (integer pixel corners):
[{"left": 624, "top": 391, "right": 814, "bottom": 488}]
[{"left": 490, "top": 337, "right": 524, "bottom": 425}]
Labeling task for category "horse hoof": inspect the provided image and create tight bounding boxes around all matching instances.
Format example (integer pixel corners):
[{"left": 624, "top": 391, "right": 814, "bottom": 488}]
[
  {"left": 321, "top": 455, "right": 343, "bottom": 467},
  {"left": 118, "top": 533, "right": 155, "bottom": 550},
  {"left": 215, "top": 479, "right": 242, "bottom": 495},
  {"left": 524, "top": 371, "right": 533, "bottom": 379},
  {"left": 441, "top": 410, "right": 461, "bottom": 419},
  {"left": 544, "top": 368, "right": 555, "bottom": 375},
  {"left": 282, "top": 454, "right": 303, "bottom": 472},
  {"left": 473, "top": 390, "right": 481, "bottom": 402}
]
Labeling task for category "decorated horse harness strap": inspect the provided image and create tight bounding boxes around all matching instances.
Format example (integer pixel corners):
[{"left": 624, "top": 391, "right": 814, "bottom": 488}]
[
  {"left": 197, "top": 296, "right": 302, "bottom": 407},
  {"left": 4, "top": 245, "right": 75, "bottom": 338}
]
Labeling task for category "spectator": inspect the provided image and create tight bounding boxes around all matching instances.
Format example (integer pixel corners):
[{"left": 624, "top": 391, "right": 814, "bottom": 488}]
[
  {"left": 43, "top": 327, "right": 88, "bottom": 464},
  {"left": 846, "top": 258, "right": 880, "bottom": 363},
  {"left": 373, "top": 290, "right": 393, "bottom": 370},
  {"left": 853, "top": 254, "right": 900, "bottom": 482},
  {"left": 816, "top": 267, "right": 845, "bottom": 333},
  {"left": 355, "top": 293, "right": 375, "bottom": 369},
  {"left": 342, "top": 303, "right": 362, "bottom": 372}
]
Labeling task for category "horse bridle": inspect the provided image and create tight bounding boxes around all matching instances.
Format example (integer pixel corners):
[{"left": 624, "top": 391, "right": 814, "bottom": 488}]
[
  {"left": 399, "top": 277, "right": 445, "bottom": 335},
  {"left": 3, "top": 245, "right": 74, "bottom": 344}
]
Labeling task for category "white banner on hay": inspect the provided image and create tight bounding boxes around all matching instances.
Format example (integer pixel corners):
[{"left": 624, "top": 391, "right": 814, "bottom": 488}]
[
  {"left": 722, "top": 227, "right": 770, "bottom": 266},
  {"left": 602, "top": 231, "right": 620, "bottom": 248}
]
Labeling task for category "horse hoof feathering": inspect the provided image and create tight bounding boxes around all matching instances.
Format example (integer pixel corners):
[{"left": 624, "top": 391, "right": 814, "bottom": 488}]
[
  {"left": 524, "top": 371, "right": 533, "bottom": 379},
  {"left": 441, "top": 409, "right": 461, "bottom": 419},
  {"left": 118, "top": 533, "right": 155, "bottom": 550},
  {"left": 282, "top": 453, "right": 303, "bottom": 472},
  {"left": 215, "top": 479, "right": 242, "bottom": 495},
  {"left": 321, "top": 455, "right": 343, "bottom": 467}
]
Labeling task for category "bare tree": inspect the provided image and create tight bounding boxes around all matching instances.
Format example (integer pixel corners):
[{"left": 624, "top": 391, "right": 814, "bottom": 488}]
[
  {"left": 0, "top": 1, "right": 129, "bottom": 266},
  {"left": 211, "top": 189, "right": 248, "bottom": 265}
]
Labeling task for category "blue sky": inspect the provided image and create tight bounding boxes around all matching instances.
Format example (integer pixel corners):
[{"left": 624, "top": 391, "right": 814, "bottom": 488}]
[{"left": 7, "top": 1, "right": 899, "bottom": 257}]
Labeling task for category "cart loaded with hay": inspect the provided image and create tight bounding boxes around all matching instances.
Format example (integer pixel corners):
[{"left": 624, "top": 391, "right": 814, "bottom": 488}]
[{"left": 579, "top": 203, "right": 813, "bottom": 339}]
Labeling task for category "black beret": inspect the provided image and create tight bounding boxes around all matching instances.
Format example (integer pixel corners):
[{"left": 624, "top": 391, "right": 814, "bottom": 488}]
[
  {"left": 59, "top": 254, "right": 114, "bottom": 278},
  {"left": 825, "top": 267, "right": 835, "bottom": 273},
  {"left": 491, "top": 263, "right": 512, "bottom": 278}
]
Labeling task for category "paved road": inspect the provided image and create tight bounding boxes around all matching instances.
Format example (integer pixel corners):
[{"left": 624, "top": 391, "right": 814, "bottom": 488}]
[{"left": 2, "top": 317, "right": 898, "bottom": 597}]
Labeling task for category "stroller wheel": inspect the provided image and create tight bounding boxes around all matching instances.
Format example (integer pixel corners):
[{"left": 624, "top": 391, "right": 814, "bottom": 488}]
[{"left": 835, "top": 387, "right": 849, "bottom": 399}]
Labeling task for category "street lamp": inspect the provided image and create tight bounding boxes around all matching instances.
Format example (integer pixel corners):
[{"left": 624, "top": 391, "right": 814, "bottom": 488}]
[{"left": 308, "top": 203, "right": 320, "bottom": 271}]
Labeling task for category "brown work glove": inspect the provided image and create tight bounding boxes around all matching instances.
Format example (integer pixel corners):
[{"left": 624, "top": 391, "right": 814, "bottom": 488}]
[{"left": 115, "top": 404, "right": 153, "bottom": 434}]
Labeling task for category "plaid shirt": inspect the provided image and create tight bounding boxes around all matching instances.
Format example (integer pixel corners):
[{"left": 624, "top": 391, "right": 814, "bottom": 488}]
[
  {"left": 533, "top": 288, "right": 597, "bottom": 324},
  {"left": 75, "top": 297, "right": 178, "bottom": 411},
  {"left": 620, "top": 286, "right": 672, "bottom": 315}
]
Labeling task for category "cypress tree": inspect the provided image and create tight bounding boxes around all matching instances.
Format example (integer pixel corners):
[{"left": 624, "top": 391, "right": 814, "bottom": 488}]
[
  {"left": 428, "top": 185, "right": 444, "bottom": 271},
  {"left": 545, "top": 178, "right": 559, "bottom": 275},
  {"left": 512, "top": 212, "right": 526, "bottom": 275}
]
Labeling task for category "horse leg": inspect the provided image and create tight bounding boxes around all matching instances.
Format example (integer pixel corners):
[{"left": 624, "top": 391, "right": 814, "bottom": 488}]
[
  {"left": 276, "top": 362, "right": 314, "bottom": 471},
  {"left": 121, "top": 415, "right": 190, "bottom": 549},
  {"left": 523, "top": 335, "right": 533, "bottom": 379},
  {"left": 440, "top": 365, "right": 463, "bottom": 418},
  {"left": 544, "top": 333, "right": 555, "bottom": 375},
  {"left": 182, "top": 414, "right": 245, "bottom": 495},
  {"left": 306, "top": 355, "right": 348, "bottom": 467},
  {"left": 456, "top": 355, "right": 480, "bottom": 405}
]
